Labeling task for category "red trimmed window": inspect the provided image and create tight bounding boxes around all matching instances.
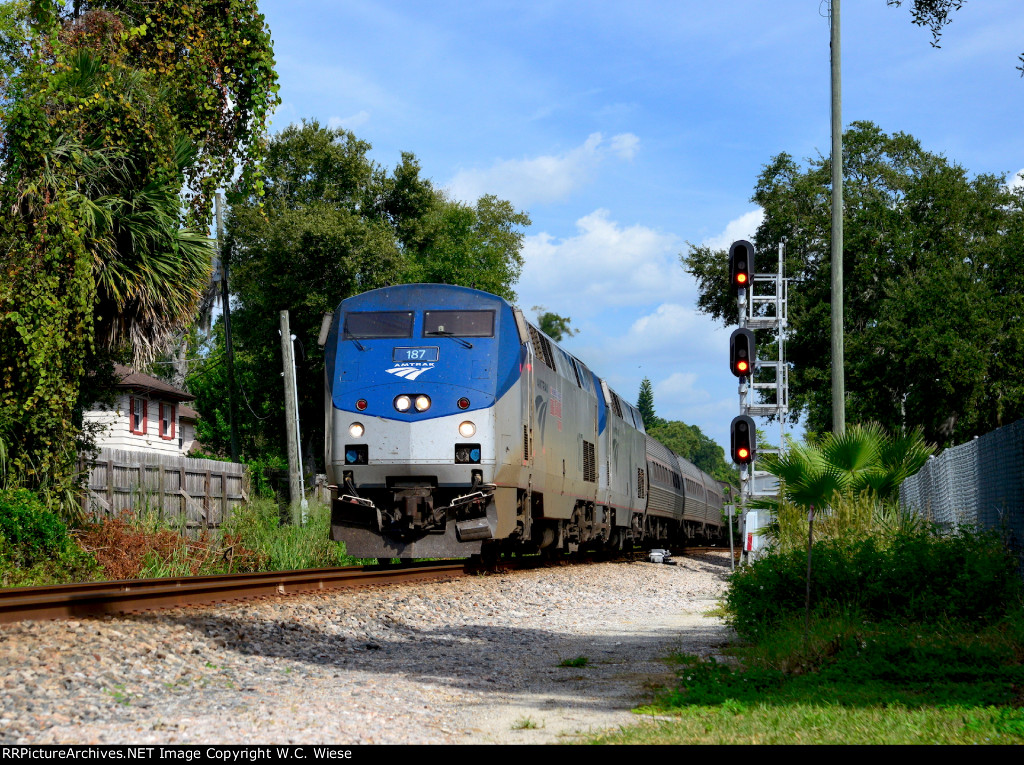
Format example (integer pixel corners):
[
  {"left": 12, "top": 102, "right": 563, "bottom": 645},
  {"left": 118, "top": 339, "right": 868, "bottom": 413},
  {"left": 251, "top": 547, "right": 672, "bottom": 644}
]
[
  {"left": 159, "top": 402, "right": 176, "bottom": 440},
  {"left": 129, "top": 396, "right": 148, "bottom": 435}
]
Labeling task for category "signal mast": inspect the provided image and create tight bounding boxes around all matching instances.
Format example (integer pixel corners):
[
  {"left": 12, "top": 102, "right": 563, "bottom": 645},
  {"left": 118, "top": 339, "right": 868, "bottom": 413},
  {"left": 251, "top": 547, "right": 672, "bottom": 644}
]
[{"left": 727, "top": 240, "right": 788, "bottom": 560}]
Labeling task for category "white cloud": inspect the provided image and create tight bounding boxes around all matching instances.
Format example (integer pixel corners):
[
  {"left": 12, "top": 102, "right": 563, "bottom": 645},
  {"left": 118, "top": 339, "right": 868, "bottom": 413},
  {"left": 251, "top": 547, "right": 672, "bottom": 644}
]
[
  {"left": 617, "top": 303, "right": 726, "bottom": 358},
  {"left": 655, "top": 371, "right": 702, "bottom": 400},
  {"left": 701, "top": 208, "right": 764, "bottom": 252},
  {"left": 609, "top": 133, "right": 640, "bottom": 160},
  {"left": 514, "top": 208, "right": 749, "bottom": 452},
  {"left": 446, "top": 132, "right": 641, "bottom": 207},
  {"left": 328, "top": 111, "right": 371, "bottom": 130},
  {"left": 1008, "top": 168, "right": 1024, "bottom": 193},
  {"left": 517, "top": 209, "right": 685, "bottom": 313}
]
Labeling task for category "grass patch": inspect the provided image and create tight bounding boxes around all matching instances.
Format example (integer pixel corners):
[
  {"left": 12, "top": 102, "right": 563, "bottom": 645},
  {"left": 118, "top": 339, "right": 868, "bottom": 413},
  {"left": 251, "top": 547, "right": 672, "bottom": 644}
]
[
  {"left": 1, "top": 492, "right": 370, "bottom": 586},
  {"left": 559, "top": 656, "right": 589, "bottom": 668},
  {"left": 591, "top": 614, "right": 1024, "bottom": 744},
  {"left": 512, "top": 717, "right": 543, "bottom": 730},
  {"left": 221, "top": 498, "right": 367, "bottom": 571},
  {"left": 79, "top": 508, "right": 264, "bottom": 579},
  {"left": 592, "top": 704, "right": 1024, "bottom": 745}
]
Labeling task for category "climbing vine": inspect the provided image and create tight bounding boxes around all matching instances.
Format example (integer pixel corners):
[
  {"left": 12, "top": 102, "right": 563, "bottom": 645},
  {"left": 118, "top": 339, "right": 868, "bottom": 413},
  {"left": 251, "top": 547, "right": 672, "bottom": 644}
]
[{"left": 0, "top": 0, "right": 279, "bottom": 496}]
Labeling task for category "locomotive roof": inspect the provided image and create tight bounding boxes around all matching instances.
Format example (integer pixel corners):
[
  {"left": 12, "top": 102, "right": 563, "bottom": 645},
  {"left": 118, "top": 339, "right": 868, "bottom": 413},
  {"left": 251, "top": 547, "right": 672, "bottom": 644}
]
[{"left": 339, "top": 283, "right": 511, "bottom": 310}]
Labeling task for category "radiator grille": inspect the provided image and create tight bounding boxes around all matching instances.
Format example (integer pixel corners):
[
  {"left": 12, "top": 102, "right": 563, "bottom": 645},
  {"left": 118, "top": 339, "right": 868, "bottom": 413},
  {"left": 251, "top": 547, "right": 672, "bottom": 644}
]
[
  {"left": 637, "top": 468, "right": 645, "bottom": 498},
  {"left": 583, "top": 440, "right": 596, "bottom": 483}
]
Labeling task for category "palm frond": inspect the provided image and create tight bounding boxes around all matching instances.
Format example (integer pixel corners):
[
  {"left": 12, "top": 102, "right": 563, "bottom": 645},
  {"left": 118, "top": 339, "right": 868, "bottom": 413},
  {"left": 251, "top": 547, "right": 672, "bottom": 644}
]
[
  {"left": 853, "top": 468, "right": 903, "bottom": 500},
  {"left": 879, "top": 426, "right": 935, "bottom": 479},
  {"left": 760, "top": 442, "right": 826, "bottom": 487},
  {"left": 786, "top": 465, "right": 851, "bottom": 510},
  {"left": 821, "top": 422, "right": 883, "bottom": 474}
]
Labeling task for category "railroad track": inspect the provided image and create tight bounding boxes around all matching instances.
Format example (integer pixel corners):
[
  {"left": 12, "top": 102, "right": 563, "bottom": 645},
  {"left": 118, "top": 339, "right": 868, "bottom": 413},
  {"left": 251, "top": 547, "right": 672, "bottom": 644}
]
[
  {"left": 0, "top": 546, "right": 730, "bottom": 625},
  {"left": 0, "top": 561, "right": 469, "bottom": 625}
]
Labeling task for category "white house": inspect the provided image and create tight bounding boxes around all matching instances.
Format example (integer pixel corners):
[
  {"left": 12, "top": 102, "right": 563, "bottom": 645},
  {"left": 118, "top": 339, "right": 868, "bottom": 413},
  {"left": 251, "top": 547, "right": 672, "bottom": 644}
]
[{"left": 84, "top": 365, "right": 200, "bottom": 457}]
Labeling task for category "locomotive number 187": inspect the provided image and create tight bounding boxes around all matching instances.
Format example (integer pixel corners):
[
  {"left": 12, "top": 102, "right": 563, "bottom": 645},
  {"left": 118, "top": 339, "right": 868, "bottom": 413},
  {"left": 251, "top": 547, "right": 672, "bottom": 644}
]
[{"left": 392, "top": 347, "right": 440, "bottom": 362}]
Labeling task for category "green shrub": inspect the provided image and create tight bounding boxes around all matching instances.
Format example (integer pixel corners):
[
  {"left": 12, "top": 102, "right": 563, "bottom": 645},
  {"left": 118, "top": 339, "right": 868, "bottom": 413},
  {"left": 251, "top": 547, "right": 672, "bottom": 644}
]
[
  {"left": 244, "top": 455, "right": 288, "bottom": 499},
  {"left": 0, "top": 488, "right": 69, "bottom": 566},
  {"left": 727, "top": 527, "right": 1022, "bottom": 641},
  {"left": 0, "top": 488, "right": 100, "bottom": 586}
]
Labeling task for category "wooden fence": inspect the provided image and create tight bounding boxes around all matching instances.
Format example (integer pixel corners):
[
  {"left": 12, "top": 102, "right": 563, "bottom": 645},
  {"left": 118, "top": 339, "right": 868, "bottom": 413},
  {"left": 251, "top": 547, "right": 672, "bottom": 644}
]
[{"left": 82, "top": 449, "right": 249, "bottom": 530}]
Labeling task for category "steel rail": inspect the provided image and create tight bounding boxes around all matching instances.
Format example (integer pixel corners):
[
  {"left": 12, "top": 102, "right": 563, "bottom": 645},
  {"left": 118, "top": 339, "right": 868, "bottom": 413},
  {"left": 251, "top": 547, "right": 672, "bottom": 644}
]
[
  {"left": 0, "top": 562, "right": 467, "bottom": 624},
  {"left": 0, "top": 547, "right": 728, "bottom": 625}
]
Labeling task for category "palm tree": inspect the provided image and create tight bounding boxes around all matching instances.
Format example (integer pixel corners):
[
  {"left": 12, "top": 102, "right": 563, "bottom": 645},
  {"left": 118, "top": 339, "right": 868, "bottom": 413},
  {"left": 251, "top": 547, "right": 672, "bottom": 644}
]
[
  {"left": 762, "top": 423, "right": 933, "bottom": 508},
  {"left": 14, "top": 48, "right": 213, "bottom": 367},
  {"left": 89, "top": 140, "right": 213, "bottom": 366},
  {"left": 753, "top": 423, "right": 935, "bottom": 548}
]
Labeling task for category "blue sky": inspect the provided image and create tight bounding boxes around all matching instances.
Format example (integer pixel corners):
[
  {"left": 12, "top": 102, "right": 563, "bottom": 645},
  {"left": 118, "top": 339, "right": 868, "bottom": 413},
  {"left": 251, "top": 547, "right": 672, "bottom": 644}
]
[{"left": 258, "top": 0, "right": 1024, "bottom": 454}]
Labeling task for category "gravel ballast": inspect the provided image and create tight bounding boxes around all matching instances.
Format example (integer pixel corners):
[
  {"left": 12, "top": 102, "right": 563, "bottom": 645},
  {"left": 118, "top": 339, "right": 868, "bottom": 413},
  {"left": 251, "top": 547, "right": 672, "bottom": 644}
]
[{"left": 0, "top": 551, "right": 734, "bottom": 745}]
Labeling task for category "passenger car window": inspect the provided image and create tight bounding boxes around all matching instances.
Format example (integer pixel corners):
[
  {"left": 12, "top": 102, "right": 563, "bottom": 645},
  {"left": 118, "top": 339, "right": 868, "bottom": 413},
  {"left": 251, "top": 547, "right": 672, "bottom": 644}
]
[
  {"left": 423, "top": 310, "right": 495, "bottom": 338},
  {"left": 343, "top": 311, "right": 414, "bottom": 339}
]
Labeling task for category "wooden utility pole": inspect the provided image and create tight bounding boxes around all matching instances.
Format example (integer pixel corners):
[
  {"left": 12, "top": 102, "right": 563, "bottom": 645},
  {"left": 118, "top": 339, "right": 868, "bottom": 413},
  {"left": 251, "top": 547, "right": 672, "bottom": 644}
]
[
  {"left": 830, "top": 0, "right": 845, "bottom": 434},
  {"left": 216, "top": 194, "right": 240, "bottom": 462},
  {"left": 280, "top": 310, "right": 301, "bottom": 522}
]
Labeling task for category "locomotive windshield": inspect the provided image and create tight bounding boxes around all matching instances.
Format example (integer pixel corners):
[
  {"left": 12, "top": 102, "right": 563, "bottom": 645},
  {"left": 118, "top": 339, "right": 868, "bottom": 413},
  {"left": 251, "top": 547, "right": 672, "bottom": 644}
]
[
  {"left": 343, "top": 311, "right": 414, "bottom": 339},
  {"left": 423, "top": 310, "right": 495, "bottom": 338}
]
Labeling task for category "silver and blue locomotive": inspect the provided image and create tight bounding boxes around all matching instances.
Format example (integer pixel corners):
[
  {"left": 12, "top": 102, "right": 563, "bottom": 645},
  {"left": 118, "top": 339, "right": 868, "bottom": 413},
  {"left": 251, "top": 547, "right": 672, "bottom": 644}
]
[{"left": 323, "top": 283, "right": 724, "bottom": 559}]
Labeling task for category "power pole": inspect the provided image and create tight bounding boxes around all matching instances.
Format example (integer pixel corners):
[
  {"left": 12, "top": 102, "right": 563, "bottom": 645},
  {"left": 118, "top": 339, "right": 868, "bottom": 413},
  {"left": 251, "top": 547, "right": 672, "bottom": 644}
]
[
  {"left": 289, "top": 332, "right": 308, "bottom": 525},
  {"left": 216, "top": 193, "right": 240, "bottom": 462},
  {"left": 280, "top": 310, "right": 301, "bottom": 523},
  {"left": 830, "top": 0, "right": 845, "bottom": 433}
]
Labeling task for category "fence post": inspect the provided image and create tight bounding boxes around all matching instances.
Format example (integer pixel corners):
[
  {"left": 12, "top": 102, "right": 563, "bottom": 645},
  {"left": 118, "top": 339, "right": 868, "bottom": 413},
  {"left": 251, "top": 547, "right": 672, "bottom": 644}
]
[{"left": 106, "top": 456, "right": 114, "bottom": 517}]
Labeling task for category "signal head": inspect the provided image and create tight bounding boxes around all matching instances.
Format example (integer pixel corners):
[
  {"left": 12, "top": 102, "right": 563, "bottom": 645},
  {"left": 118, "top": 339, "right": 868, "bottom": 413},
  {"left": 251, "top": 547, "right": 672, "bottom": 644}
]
[
  {"left": 730, "top": 415, "right": 756, "bottom": 465},
  {"left": 729, "top": 327, "right": 756, "bottom": 378},
  {"left": 729, "top": 240, "right": 755, "bottom": 291}
]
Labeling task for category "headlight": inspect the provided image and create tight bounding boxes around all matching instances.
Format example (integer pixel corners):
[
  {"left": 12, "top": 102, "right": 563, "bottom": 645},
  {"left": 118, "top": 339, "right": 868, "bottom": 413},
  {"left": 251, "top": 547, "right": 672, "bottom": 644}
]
[
  {"left": 394, "top": 395, "right": 411, "bottom": 412},
  {"left": 349, "top": 422, "right": 364, "bottom": 438},
  {"left": 459, "top": 421, "right": 476, "bottom": 438},
  {"left": 415, "top": 395, "right": 431, "bottom": 412}
]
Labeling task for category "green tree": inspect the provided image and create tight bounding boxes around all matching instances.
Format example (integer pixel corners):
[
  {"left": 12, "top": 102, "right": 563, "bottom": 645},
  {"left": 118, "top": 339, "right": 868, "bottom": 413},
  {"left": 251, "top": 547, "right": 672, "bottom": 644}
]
[
  {"left": 886, "top": 1, "right": 1024, "bottom": 74},
  {"left": 635, "top": 377, "right": 661, "bottom": 430},
  {"left": 412, "top": 195, "right": 529, "bottom": 301},
  {"left": 0, "top": 1, "right": 278, "bottom": 495},
  {"left": 684, "top": 122, "right": 1024, "bottom": 447},
  {"left": 647, "top": 419, "right": 737, "bottom": 487},
  {"left": 205, "top": 121, "right": 530, "bottom": 466},
  {"left": 532, "top": 307, "right": 578, "bottom": 343},
  {"left": 752, "top": 422, "right": 935, "bottom": 552}
]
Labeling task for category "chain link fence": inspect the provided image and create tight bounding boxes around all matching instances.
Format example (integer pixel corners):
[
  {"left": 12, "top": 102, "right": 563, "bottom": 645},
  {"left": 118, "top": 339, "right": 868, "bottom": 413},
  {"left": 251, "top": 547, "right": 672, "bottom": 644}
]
[{"left": 900, "top": 418, "right": 1024, "bottom": 548}]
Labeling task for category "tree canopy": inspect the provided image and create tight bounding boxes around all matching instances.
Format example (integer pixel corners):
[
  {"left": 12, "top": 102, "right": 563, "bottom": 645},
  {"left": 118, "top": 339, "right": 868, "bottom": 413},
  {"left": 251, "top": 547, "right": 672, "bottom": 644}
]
[
  {"left": 684, "top": 121, "right": 1024, "bottom": 448},
  {"left": 0, "top": 0, "right": 278, "bottom": 495},
  {"left": 532, "top": 307, "right": 578, "bottom": 343},
  {"left": 190, "top": 121, "right": 530, "bottom": 466},
  {"left": 646, "top": 419, "right": 737, "bottom": 487},
  {"left": 636, "top": 377, "right": 661, "bottom": 431},
  {"left": 887, "top": 1, "right": 1024, "bottom": 75}
]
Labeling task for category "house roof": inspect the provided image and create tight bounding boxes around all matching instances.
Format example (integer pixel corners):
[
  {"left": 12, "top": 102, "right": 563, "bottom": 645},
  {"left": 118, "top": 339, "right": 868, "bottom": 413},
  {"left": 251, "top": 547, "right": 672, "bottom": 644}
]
[
  {"left": 178, "top": 403, "right": 199, "bottom": 420},
  {"left": 114, "top": 364, "right": 196, "bottom": 403}
]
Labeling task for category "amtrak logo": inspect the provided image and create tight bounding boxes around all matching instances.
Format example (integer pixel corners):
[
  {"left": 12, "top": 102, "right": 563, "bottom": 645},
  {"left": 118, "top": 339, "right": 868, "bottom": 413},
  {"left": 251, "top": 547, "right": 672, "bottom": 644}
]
[{"left": 386, "top": 365, "right": 434, "bottom": 380}]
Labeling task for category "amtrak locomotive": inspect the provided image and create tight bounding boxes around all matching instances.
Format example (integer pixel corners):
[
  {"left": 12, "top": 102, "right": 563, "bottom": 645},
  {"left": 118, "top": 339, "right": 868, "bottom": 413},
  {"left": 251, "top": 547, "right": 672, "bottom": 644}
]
[{"left": 322, "top": 284, "right": 724, "bottom": 560}]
